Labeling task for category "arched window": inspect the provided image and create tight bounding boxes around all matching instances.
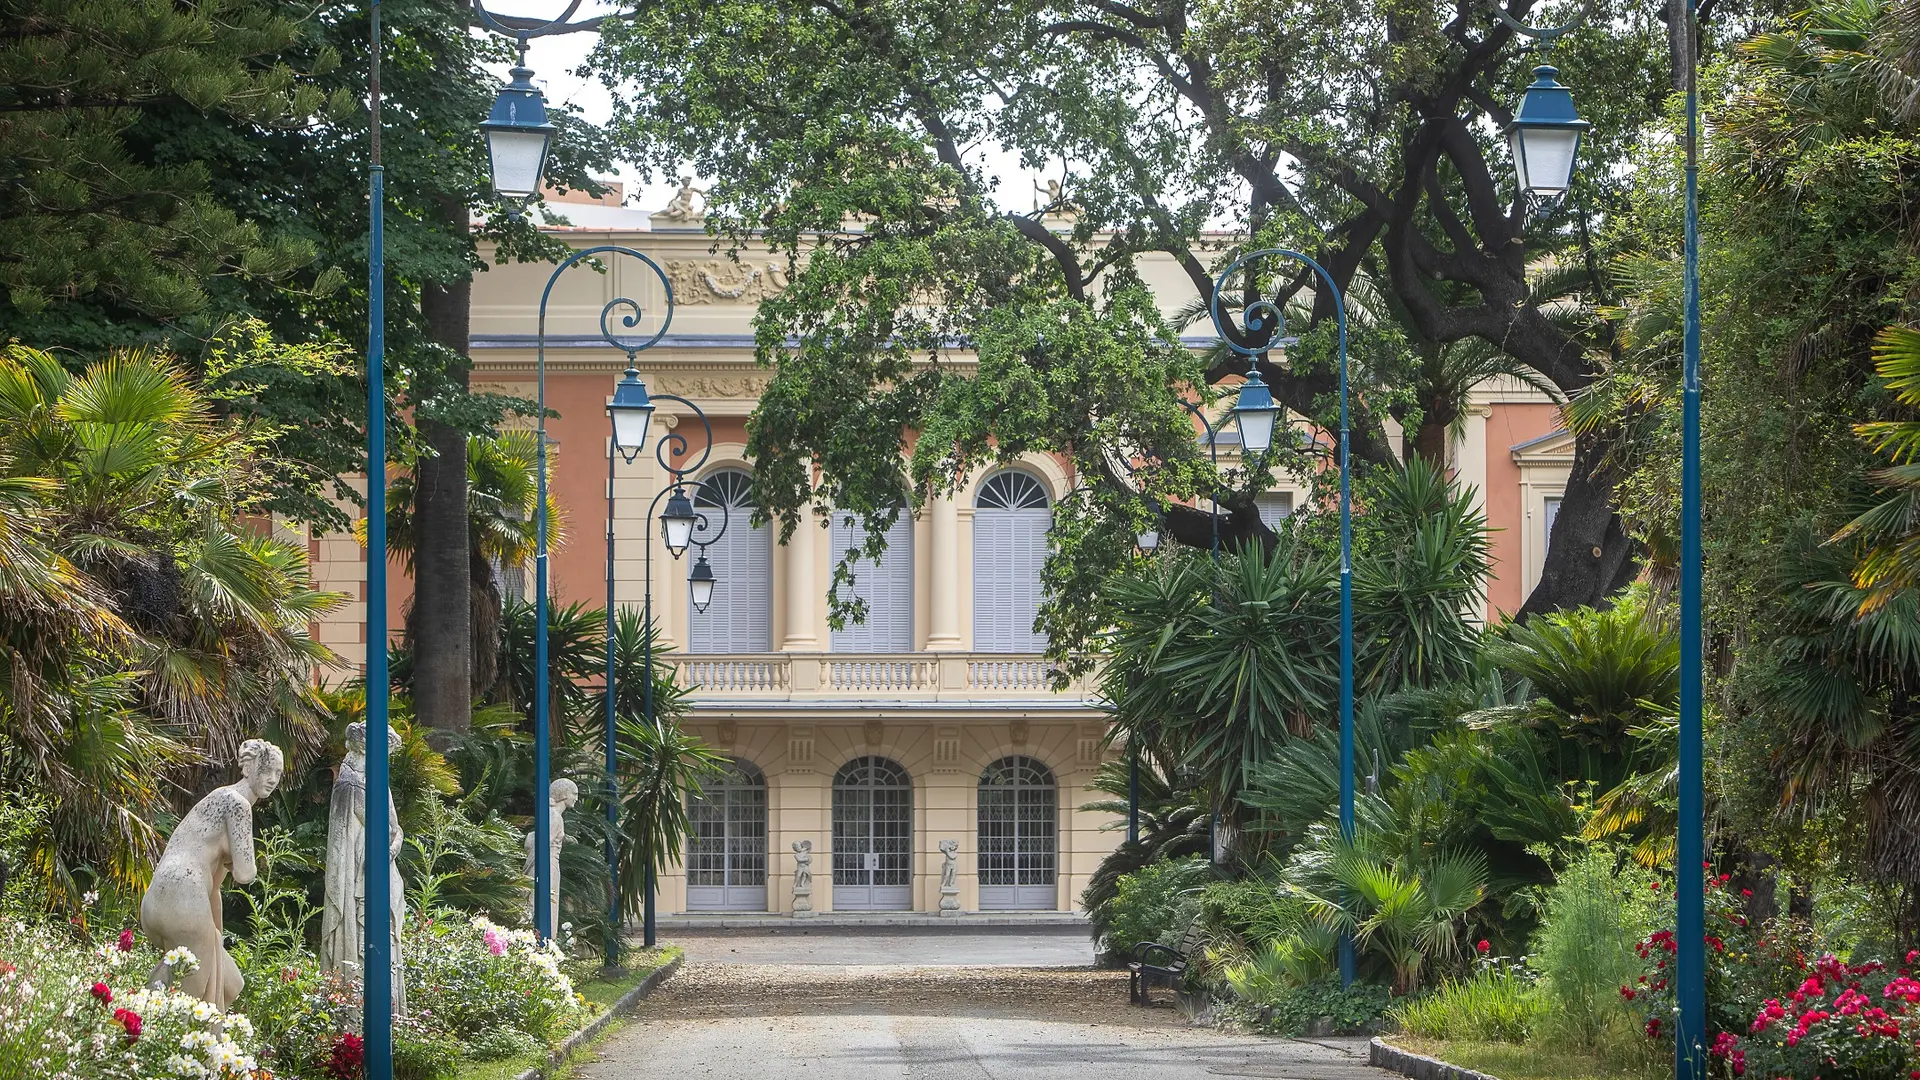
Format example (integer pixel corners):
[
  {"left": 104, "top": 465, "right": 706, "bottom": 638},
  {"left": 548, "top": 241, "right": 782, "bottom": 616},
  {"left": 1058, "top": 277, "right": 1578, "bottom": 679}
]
[
  {"left": 829, "top": 501, "right": 913, "bottom": 653},
  {"left": 685, "top": 758, "right": 767, "bottom": 912},
  {"left": 831, "top": 756, "right": 912, "bottom": 911},
  {"left": 977, "top": 756, "right": 1057, "bottom": 910},
  {"left": 689, "top": 469, "right": 771, "bottom": 652},
  {"left": 973, "top": 470, "right": 1051, "bottom": 653}
]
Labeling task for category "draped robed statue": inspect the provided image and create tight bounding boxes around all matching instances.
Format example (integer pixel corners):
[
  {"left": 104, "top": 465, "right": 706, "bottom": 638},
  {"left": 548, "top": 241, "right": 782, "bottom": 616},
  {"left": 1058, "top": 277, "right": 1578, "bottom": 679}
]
[{"left": 322, "top": 721, "right": 406, "bottom": 1010}]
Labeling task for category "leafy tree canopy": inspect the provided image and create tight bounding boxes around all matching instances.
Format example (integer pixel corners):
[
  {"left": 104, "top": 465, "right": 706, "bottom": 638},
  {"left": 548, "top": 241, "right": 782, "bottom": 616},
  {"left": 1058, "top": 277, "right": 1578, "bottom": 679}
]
[{"left": 594, "top": 0, "right": 1670, "bottom": 655}]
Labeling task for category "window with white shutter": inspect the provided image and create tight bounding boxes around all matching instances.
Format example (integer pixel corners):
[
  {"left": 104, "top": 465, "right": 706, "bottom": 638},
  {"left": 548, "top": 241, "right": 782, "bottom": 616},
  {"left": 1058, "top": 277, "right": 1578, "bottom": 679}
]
[
  {"left": 1256, "top": 492, "right": 1294, "bottom": 532},
  {"left": 972, "top": 470, "right": 1051, "bottom": 653},
  {"left": 688, "top": 469, "right": 772, "bottom": 653},
  {"left": 829, "top": 503, "right": 913, "bottom": 652}
]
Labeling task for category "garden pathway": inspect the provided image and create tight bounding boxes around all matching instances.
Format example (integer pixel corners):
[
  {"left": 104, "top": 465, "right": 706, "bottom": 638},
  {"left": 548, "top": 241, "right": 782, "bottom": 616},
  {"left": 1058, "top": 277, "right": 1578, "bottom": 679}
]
[{"left": 575, "top": 933, "right": 1394, "bottom": 1080}]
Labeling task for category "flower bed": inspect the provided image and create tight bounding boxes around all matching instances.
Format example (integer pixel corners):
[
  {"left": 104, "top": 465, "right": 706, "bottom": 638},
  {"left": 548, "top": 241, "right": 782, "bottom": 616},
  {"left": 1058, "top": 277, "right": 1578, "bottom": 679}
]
[
  {"left": 1626, "top": 870, "right": 1920, "bottom": 1079},
  {"left": 0, "top": 911, "right": 597, "bottom": 1080}
]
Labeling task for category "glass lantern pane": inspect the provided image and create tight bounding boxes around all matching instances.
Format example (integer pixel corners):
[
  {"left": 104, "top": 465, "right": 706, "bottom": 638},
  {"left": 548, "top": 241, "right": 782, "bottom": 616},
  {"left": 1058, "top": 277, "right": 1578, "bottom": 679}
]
[
  {"left": 487, "top": 129, "right": 550, "bottom": 199},
  {"left": 1518, "top": 127, "right": 1579, "bottom": 196}
]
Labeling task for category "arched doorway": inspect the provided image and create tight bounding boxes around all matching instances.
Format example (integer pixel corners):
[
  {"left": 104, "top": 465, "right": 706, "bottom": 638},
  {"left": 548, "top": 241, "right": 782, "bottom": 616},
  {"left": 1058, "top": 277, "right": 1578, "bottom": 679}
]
[
  {"left": 832, "top": 756, "right": 912, "bottom": 910},
  {"left": 977, "top": 756, "right": 1057, "bottom": 910},
  {"left": 685, "top": 758, "right": 768, "bottom": 912}
]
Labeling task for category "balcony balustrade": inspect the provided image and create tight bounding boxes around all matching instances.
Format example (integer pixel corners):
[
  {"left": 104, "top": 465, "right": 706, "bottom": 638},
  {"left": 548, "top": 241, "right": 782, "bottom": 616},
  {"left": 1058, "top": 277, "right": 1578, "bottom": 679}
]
[{"left": 665, "top": 652, "right": 1092, "bottom": 701}]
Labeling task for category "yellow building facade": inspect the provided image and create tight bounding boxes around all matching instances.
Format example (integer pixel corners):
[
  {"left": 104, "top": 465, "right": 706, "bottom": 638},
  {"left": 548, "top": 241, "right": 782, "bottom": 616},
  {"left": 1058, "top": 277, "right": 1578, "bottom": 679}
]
[{"left": 304, "top": 189, "right": 1573, "bottom": 918}]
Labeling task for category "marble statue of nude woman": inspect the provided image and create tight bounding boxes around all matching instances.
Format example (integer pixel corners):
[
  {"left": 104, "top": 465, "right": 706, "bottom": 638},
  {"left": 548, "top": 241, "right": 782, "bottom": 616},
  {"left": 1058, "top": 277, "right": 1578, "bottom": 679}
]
[{"left": 139, "top": 738, "right": 284, "bottom": 1009}]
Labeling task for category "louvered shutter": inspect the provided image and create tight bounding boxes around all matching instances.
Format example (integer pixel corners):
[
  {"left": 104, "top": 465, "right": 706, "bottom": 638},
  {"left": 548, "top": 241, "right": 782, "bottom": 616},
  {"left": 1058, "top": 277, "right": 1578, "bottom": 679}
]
[
  {"left": 973, "top": 472, "right": 1050, "bottom": 653},
  {"left": 1256, "top": 493, "right": 1293, "bottom": 531},
  {"left": 829, "top": 508, "right": 912, "bottom": 652},
  {"left": 689, "top": 470, "right": 772, "bottom": 652}
]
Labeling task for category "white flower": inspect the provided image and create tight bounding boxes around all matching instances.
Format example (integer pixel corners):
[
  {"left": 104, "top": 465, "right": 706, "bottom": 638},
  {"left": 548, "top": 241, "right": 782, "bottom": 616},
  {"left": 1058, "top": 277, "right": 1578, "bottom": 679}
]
[
  {"left": 162, "top": 946, "right": 200, "bottom": 973},
  {"left": 80, "top": 890, "right": 99, "bottom": 907},
  {"left": 191, "top": 1000, "right": 216, "bottom": 1022}
]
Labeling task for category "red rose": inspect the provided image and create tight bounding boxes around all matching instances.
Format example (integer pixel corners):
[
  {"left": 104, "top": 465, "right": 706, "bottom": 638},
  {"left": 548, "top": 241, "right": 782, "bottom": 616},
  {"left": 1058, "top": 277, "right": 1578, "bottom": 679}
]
[
  {"left": 90, "top": 982, "right": 111, "bottom": 1005},
  {"left": 1476, "top": 940, "right": 1490, "bottom": 954},
  {"left": 116, "top": 929, "right": 133, "bottom": 953},
  {"left": 1646, "top": 1018, "right": 1662, "bottom": 1038},
  {"left": 112, "top": 1008, "right": 141, "bottom": 1041}
]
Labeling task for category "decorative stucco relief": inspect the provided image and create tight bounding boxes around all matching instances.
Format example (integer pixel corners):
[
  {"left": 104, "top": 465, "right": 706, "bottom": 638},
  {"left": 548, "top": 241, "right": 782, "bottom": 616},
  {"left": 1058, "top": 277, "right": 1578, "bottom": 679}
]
[
  {"left": 651, "top": 374, "right": 771, "bottom": 400},
  {"left": 665, "top": 258, "right": 791, "bottom": 304}
]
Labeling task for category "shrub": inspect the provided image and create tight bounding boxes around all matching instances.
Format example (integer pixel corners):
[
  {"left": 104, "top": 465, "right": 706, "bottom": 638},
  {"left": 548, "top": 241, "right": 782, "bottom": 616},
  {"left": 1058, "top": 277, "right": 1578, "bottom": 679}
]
[
  {"left": 1530, "top": 845, "right": 1662, "bottom": 1046},
  {"left": 404, "top": 912, "right": 584, "bottom": 1044},
  {"left": 1230, "top": 975, "right": 1393, "bottom": 1036},
  {"left": 1103, "top": 857, "right": 1208, "bottom": 958},
  {"left": 1221, "top": 934, "right": 1337, "bottom": 1002},
  {"left": 1391, "top": 966, "right": 1546, "bottom": 1044}
]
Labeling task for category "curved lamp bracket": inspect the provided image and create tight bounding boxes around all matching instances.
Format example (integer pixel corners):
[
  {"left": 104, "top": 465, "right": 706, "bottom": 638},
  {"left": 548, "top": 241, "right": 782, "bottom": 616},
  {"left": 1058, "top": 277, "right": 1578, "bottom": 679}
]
[
  {"left": 473, "top": 0, "right": 601, "bottom": 58},
  {"left": 1493, "top": 4, "right": 1588, "bottom": 45},
  {"left": 1208, "top": 247, "right": 1343, "bottom": 361}
]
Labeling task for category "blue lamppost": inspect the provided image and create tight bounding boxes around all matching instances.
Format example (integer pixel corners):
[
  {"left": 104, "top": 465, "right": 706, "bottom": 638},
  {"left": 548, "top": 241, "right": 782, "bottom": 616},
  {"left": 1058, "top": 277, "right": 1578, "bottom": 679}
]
[
  {"left": 1125, "top": 398, "right": 1224, "bottom": 846},
  {"left": 1208, "top": 248, "right": 1351, "bottom": 984},
  {"left": 362, "top": 5, "right": 393, "bottom": 1079},
  {"left": 470, "top": 1, "right": 616, "bottom": 960},
  {"left": 604, "top": 353, "right": 728, "bottom": 958},
  {"left": 605, "top": 362, "right": 728, "bottom": 952},
  {"left": 1677, "top": 1, "right": 1707, "bottom": 1073}
]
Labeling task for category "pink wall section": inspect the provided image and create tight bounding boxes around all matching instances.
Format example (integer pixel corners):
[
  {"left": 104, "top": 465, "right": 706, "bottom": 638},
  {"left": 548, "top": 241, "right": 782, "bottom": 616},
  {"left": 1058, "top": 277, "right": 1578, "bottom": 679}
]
[{"left": 1483, "top": 403, "right": 1564, "bottom": 619}]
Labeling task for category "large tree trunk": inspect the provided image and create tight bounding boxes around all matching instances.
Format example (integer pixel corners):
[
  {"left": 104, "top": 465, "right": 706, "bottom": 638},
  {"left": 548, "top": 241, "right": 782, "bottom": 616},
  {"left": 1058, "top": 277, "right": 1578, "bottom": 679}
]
[
  {"left": 1518, "top": 431, "right": 1639, "bottom": 618},
  {"left": 411, "top": 198, "right": 473, "bottom": 740}
]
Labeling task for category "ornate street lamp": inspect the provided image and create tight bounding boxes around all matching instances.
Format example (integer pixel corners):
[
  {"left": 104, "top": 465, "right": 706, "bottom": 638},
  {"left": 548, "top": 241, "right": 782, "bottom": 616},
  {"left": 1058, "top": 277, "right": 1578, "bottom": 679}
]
[
  {"left": 660, "top": 490, "right": 698, "bottom": 558},
  {"left": 1134, "top": 524, "right": 1160, "bottom": 554},
  {"left": 480, "top": 62, "right": 555, "bottom": 201},
  {"left": 608, "top": 365, "right": 656, "bottom": 462},
  {"left": 1506, "top": 64, "right": 1589, "bottom": 208},
  {"left": 688, "top": 555, "right": 716, "bottom": 613},
  {"left": 1210, "top": 249, "right": 1351, "bottom": 984},
  {"left": 1232, "top": 366, "right": 1281, "bottom": 457}
]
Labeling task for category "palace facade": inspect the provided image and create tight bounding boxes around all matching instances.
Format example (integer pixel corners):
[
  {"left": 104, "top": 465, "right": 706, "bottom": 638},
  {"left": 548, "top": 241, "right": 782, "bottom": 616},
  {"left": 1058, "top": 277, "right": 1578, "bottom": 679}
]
[{"left": 302, "top": 186, "right": 1573, "bottom": 917}]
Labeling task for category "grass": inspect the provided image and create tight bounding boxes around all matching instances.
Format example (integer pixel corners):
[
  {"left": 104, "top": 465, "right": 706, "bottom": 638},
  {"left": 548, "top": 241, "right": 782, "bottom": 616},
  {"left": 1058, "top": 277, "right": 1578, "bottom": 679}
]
[
  {"left": 1389, "top": 969, "right": 1546, "bottom": 1043},
  {"left": 455, "top": 945, "right": 683, "bottom": 1080},
  {"left": 1386, "top": 1035, "right": 1667, "bottom": 1080}
]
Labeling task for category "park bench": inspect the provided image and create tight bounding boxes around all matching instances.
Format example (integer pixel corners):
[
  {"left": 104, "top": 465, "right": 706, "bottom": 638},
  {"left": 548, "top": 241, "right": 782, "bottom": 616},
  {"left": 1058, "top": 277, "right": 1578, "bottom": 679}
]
[{"left": 1127, "top": 921, "right": 1205, "bottom": 1006}]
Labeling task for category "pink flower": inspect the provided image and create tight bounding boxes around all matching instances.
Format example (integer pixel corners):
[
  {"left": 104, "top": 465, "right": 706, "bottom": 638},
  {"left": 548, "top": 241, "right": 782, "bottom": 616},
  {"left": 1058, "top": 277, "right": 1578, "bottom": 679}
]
[
  {"left": 116, "top": 929, "right": 133, "bottom": 953},
  {"left": 484, "top": 929, "right": 506, "bottom": 956}
]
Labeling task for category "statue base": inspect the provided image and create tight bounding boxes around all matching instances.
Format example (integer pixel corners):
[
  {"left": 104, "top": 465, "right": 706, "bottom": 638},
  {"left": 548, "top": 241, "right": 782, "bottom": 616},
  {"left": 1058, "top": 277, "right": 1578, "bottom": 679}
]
[{"left": 792, "top": 907, "right": 817, "bottom": 919}]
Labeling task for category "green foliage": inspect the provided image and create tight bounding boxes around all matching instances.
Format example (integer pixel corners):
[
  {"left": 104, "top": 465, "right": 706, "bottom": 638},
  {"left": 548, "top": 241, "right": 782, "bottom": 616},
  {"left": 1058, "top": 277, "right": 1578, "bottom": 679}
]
[
  {"left": 1529, "top": 846, "right": 1664, "bottom": 1047},
  {"left": 0, "top": 0, "right": 321, "bottom": 319},
  {"left": 0, "top": 342, "right": 345, "bottom": 903},
  {"left": 1280, "top": 821, "right": 1488, "bottom": 995},
  {"left": 1392, "top": 968, "right": 1546, "bottom": 1044},
  {"left": 595, "top": 0, "right": 1668, "bottom": 655},
  {"left": 1078, "top": 758, "right": 1210, "bottom": 944},
  {"left": 1225, "top": 973, "right": 1393, "bottom": 1037},
  {"left": 1103, "top": 857, "right": 1210, "bottom": 958},
  {"left": 1474, "top": 598, "right": 1679, "bottom": 758}
]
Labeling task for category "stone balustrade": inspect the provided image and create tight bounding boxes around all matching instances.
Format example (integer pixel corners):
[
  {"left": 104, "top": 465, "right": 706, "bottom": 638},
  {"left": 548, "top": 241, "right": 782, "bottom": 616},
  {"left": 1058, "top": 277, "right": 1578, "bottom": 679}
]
[{"left": 666, "top": 652, "right": 1093, "bottom": 700}]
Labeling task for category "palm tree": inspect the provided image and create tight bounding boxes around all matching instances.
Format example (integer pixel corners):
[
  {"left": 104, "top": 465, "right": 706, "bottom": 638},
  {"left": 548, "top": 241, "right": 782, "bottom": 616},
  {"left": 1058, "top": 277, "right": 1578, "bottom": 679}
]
[
  {"left": 367, "top": 430, "right": 563, "bottom": 700},
  {"left": 1836, "top": 326, "right": 1920, "bottom": 611},
  {"left": 0, "top": 344, "right": 343, "bottom": 903},
  {"left": 1281, "top": 819, "right": 1488, "bottom": 995},
  {"left": 1353, "top": 458, "right": 1493, "bottom": 693}
]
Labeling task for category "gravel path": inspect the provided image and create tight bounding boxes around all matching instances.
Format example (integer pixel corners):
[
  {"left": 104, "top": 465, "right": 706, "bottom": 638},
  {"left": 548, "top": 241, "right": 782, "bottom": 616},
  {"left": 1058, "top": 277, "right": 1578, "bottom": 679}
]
[{"left": 574, "top": 961, "right": 1393, "bottom": 1080}]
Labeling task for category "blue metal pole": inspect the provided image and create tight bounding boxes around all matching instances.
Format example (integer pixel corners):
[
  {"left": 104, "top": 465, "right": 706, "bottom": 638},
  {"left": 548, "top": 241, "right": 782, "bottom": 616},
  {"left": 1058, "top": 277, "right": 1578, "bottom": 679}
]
[
  {"left": 1676, "top": 2, "right": 1707, "bottom": 1073},
  {"left": 604, "top": 447, "right": 619, "bottom": 966},
  {"left": 1334, "top": 283, "right": 1355, "bottom": 990},
  {"left": 363, "top": 4, "right": 392, "bottom": 1077},
  {"left": 641, "top": 489, "right": 656, "bottom": 949},
  {"left": 533, "top": 308, "right": 552, "bottom": 944}
]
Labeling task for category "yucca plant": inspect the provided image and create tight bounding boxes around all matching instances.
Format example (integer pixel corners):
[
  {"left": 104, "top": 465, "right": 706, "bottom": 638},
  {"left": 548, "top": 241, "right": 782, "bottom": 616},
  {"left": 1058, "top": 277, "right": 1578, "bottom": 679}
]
[{"left": 1836, "top": 325, "right": 1920, "bottom": 611}]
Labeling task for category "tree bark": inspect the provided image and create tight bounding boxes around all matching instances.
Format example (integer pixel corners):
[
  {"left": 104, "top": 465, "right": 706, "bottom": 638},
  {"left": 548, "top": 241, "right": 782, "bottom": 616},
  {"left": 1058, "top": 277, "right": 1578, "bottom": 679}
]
[{"left": 411, "top": 198, "right": 473, "bottom": 740}]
